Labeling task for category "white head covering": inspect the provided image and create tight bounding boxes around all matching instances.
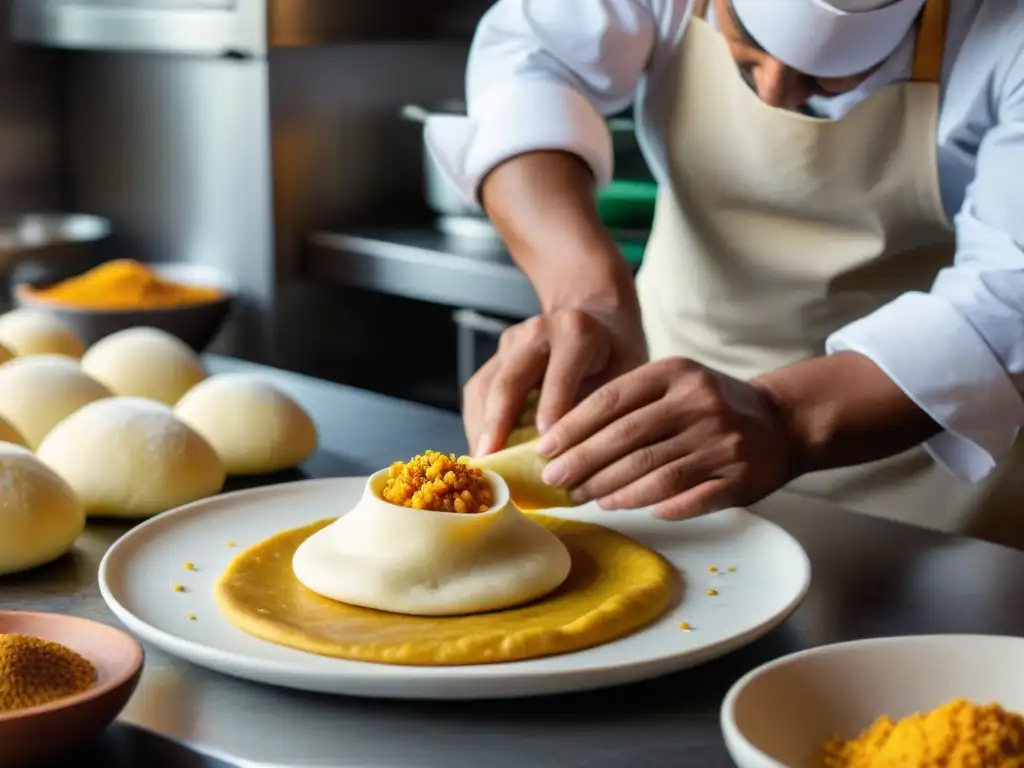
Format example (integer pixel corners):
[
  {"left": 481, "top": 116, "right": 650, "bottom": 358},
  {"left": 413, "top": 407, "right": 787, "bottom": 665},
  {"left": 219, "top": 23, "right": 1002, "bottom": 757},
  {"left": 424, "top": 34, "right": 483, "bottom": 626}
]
[{"left": 730, "top": 0, "right": 927, "bottom": 78}]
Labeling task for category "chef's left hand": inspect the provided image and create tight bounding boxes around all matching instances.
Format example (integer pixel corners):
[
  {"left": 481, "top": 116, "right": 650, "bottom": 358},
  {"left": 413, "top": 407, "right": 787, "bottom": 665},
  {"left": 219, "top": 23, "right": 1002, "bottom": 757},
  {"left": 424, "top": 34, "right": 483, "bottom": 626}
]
[{"left": 535, "top": 357, "right": 793, "bottom": 520}]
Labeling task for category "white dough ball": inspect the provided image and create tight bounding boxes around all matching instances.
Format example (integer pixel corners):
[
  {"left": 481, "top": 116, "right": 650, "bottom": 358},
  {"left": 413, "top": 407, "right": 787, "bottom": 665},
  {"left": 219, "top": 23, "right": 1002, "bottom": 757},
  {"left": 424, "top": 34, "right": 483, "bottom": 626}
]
[
  {"left": 0, "top": 309, "right": 85, "bottom": 358},
  {"left": 0, "top": 443, "right": 85, "bottom": 576},
  {"left": 0, "top": 355, "right": 112, "bottom": 449},
  {"left": 37, "top": 396, "right": 226, "bottom": 518},
  {"left": 80, "top": 327, "right": 206, "bottom": 405},
  {"left": 174, "top": 373, "right": 318, "bottom": 476}
]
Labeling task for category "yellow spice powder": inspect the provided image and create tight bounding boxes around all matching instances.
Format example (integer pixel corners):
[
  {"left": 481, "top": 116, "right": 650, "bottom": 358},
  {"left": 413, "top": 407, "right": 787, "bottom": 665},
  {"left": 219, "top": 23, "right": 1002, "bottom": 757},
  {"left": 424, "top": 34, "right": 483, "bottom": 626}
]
[
  {"left": 22, "top": 259, "right": 223, "bottom": 310},
  {"left": 381, "top": 451, "right": 492, "bottom": 514},
  {"left": 814, "top": 698, "right": 1024, "bottom": 768},
  {"left": 0, "top": 634, "right": 95, "bottom": 712}
]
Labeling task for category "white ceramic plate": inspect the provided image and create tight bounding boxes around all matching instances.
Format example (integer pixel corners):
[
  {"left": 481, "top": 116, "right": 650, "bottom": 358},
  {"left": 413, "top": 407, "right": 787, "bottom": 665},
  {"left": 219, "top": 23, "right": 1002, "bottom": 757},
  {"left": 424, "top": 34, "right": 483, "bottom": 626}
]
[{"left": 99, "top": 478, "right": 811, "bottom": 700}]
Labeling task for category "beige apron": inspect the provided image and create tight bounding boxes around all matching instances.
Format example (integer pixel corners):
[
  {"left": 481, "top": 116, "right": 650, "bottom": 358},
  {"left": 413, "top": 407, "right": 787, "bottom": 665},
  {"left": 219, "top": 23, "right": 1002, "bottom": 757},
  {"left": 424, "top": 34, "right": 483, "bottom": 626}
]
[{"left": 634, "top": 0, "right": 1024, "bottom": 543}]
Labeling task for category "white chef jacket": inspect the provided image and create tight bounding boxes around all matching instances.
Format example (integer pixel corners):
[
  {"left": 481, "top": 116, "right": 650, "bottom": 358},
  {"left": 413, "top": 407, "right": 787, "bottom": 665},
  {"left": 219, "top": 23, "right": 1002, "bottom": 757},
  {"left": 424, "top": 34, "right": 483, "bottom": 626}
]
[{"left": 427, "top": 0, "right": 1024, "bottom": 483}]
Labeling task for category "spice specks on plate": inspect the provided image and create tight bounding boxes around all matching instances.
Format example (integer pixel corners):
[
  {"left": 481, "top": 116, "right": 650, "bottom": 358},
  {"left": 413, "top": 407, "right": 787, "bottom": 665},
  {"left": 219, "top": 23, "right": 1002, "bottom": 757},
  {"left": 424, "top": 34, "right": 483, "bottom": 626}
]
[
  {"left": 184, "top": 561, "right": 196, "bottom": 571},
  {"left": 187, "top": 614, "right": 197, "bottom": 622},
  {"left": 706, "top": 589, "right": 719, "bottom": 597},
  {"left": 708, "top": 566, "right": 719, "bottom": 574},
  {"left": 173, "top": 584, "right": 187, "bottom": 593},
  {"left": 678, "top": 621, "right": 693, "bottom": 631},
  {"left": 227, "top": 540, "right": 237, "bottom": 548}
]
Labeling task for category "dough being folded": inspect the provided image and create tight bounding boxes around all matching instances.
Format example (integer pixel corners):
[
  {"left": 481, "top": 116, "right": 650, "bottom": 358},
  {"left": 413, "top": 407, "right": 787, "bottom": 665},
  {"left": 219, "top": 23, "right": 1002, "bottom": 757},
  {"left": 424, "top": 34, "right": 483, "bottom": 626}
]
[
  {"left": 292, "top": 469, "right": 571, "bottom": 617},
  {"left": 470, "top": 435, "right": 578, "bottom": 511}
]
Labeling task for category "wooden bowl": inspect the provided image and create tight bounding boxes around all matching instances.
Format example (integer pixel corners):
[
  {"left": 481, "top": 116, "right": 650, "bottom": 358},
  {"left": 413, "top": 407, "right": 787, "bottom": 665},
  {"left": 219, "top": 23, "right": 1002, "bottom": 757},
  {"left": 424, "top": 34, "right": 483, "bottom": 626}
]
[
  {"left": 12, "top": 261, "right": 236, "bottom": 353},
  {"left": 0, "top": 611, "right": 144, "bottom": 765}
]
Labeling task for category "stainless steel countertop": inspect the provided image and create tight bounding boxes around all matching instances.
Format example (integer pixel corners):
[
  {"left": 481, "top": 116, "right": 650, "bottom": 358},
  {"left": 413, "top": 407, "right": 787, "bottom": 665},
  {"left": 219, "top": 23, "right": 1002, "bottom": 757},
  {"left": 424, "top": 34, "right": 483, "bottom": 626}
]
[{"left": 7, "top": 354, "right": 1024, "bottom": 767}]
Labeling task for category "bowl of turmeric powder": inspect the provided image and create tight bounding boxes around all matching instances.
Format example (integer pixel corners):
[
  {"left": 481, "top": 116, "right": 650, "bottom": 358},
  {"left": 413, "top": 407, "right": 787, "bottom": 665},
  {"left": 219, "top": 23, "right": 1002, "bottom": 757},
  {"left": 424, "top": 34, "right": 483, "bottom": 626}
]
[
  {"left": 0, "top": 610, "right": 144, "bottom": 765},
  {"left": 721, "top": 634, "right": 1024, "bottom": 768},
  {"left": 13, "top": 259, "right": 236, "bottom": 351}
]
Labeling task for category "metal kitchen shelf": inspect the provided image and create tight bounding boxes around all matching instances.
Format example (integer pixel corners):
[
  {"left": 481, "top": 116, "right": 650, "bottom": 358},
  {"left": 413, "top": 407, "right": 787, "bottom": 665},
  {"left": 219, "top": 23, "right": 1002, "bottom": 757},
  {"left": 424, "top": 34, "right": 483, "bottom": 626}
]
[
  {"left": 11, "top": 0, "right": 496, "bottom": 56},
  {"left": 304, "top": 229, "right": 542, "bottom": 320}
]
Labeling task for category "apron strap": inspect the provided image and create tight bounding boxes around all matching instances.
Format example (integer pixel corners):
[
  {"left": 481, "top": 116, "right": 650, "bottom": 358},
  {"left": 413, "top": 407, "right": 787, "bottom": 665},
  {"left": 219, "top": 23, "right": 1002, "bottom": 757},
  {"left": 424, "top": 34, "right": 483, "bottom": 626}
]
[
  {"left": 693, "top": 0, "right": 710, "bottom": 21},
  {"left": 910, "top": 0, "right": 950, "bottom": 83}
]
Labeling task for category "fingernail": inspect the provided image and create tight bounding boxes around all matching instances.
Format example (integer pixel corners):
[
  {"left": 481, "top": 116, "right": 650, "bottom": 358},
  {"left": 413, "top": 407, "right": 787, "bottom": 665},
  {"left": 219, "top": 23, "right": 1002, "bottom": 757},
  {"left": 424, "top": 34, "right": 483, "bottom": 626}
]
[
  {"left": 475, "top": 433, "right": 492, "bottom": 457},
  {"left": 536, "top": 432, "right": 556, "bottom": 456},
  {"left": 542, "top": 458, "right": 567, "bottom": 486}
]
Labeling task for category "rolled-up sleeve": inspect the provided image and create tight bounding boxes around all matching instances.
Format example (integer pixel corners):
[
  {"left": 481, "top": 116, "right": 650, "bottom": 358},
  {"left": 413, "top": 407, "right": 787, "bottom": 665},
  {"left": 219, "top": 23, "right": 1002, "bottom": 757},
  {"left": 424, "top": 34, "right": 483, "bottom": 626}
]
[
  {"left": 827, "top": 45, "right": 1024, "bottom": 482},
  {"left": 423, "top": 0, "right": 661, "bottom": 204}
]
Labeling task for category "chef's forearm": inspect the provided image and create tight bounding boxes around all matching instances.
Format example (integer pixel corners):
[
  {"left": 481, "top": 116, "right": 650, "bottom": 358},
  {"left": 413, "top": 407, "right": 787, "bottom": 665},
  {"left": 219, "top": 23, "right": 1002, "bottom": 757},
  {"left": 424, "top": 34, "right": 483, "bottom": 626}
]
[
  {"left": 480, "top": 151, "right": 639, "bottom": 316},
  {"left": 752, "top": 351, "right": 942, "bottom": 478}
]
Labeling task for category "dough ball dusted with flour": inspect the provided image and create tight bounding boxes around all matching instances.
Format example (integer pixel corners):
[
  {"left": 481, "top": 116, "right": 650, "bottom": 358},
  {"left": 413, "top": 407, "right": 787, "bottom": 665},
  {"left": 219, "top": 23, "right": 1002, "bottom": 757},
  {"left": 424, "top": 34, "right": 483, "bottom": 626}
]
[
  {"left": 80, "top": 326, "right": 206, "bottom": 405},
  {"left": 0, "top": 355, "right": 111, "bottom": 449},
  {"left": 0, "top": 443, "right": 85, "bottom": 576},
  {"left": 0, "top": 309, "right": 84, "bottom": 358},
  {"left": 37, "top": 396, "right": 225, "bottom": 518},
  {"left": 174, "top": 373, "right": 318, "bottom": 476}
]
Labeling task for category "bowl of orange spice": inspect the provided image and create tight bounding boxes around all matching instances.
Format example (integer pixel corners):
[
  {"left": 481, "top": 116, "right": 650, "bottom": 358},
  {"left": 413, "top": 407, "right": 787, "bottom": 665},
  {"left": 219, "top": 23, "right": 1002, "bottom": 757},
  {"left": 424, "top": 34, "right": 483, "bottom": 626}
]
[
  {"left": 0, "top": 610, "right": 143, "bottom": 765},
  {"left": 721, "top": 635, "right": 1024, "bottom": 768},
  {"left": 13, "top": 259, "right": 236, "bottom": 351}
]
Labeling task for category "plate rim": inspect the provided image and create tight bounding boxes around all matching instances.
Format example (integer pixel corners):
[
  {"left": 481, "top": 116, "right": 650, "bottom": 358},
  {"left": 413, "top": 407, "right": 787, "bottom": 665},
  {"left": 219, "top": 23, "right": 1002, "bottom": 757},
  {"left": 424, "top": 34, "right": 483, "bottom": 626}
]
[{"left": 99, "top": 477, "right": 813, "bottom": 694}]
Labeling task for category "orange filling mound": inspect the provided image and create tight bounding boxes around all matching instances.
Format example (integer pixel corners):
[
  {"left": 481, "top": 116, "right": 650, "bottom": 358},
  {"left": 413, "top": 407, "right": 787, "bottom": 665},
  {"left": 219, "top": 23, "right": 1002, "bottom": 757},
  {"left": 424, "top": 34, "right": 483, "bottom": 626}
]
[{"left": 381, "top": 451, "right": 492, "bottom": 514}]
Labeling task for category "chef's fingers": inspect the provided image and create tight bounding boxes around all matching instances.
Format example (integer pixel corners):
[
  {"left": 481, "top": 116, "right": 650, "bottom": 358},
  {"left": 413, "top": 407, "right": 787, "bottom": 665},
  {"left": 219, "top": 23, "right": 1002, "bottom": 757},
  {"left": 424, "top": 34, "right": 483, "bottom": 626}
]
[
  {"left": 590, "top": 452, "right": 713, "bottom": 511},
  {"left": 462, "top": 355, "right": 500, "bottom": 456},
  {"left": 477, "top": 342, "right": 550, "bottom": 456},
  {"left": 651, "top": 478, "right": 731, "bottom": 521},
  {"left": 539, "top": 362, "right": 667, "bottom": 457},
  {"left": 535, "top": 320, "right": 609, "bottom": 434},
  {"left": 563, "top": 426, "right": 698, "bottom": 500}
]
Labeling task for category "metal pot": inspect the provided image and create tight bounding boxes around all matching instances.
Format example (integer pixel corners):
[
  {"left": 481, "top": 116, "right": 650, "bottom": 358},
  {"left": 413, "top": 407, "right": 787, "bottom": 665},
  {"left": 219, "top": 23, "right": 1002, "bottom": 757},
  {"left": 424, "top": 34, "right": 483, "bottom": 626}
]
[
  {"left": 401, "top": 102, "right": 642, "bottom": 219},
  {"left": 0, "top": 213, "right": 111, "bottom": 273}
]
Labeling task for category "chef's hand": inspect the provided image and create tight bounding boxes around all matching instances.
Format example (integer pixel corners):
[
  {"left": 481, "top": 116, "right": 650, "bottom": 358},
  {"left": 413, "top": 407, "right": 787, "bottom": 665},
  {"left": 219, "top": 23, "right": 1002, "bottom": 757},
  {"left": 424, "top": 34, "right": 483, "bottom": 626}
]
[
  {"left": 533, "top": 357, "right": 792, "bottom": 520},
  {"left": 463, "top": 308, "right": 647, "bottom": 457}
]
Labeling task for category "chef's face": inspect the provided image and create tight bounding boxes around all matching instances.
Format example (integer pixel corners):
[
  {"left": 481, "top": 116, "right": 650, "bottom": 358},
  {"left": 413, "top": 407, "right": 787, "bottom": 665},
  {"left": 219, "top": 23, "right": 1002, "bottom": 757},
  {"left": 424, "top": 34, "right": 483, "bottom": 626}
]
[{"left": 716, "top": 0, "right": 878, "bottom": 110}]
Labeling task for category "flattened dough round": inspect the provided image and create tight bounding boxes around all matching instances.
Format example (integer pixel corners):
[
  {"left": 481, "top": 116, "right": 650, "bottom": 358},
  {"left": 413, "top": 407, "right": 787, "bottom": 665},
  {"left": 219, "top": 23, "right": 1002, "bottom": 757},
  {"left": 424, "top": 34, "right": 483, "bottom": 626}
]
[
  {"left": 174, "top": 373, "right": 317, "bottom": 475},
  {"left": 215, "top": 514, "right": 678, "bottom": 666},
  {"left": 0, "top": 309, "right": 84, "bottom": 358},
  {"left": 81, "top": 326, "right": 206, "bottom": 405}
]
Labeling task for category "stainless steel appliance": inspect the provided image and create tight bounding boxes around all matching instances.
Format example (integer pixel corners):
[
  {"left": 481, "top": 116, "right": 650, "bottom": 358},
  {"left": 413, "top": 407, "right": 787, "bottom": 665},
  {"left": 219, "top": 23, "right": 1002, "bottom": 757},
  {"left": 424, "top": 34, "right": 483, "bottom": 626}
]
[{"left": 11, "top": 0, "right": 493, "bottom": 366}]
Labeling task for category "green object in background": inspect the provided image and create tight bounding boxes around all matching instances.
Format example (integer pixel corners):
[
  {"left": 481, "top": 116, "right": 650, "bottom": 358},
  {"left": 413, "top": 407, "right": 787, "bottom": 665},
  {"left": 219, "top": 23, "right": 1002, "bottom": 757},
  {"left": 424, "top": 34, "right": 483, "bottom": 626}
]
[
  {"left": 618, "top": 240, "right": 646, "bottom": 271},
  {"left": 597, "top": 179, "right": 658, "bottom": 230}
]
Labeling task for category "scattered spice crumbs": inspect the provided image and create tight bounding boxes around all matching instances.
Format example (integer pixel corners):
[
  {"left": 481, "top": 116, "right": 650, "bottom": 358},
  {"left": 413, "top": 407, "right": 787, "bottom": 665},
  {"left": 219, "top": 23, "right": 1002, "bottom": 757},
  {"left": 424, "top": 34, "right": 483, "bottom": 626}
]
[
  {"left": 187, "top": 614, "right": 197, "bottom": 622},
  {"left": 227, "top": 540, "right": 236, "bottom": 548},
  {"left": 706, "top": 589, "right": 719, "bottom": 597},
  {"left": 173, "top": 584, "right": 187, "bottom": 593},
  {"left": 678, "top": 621, "right": 692, "bottom": 631},
  {"left": 728, "top": 566, "right": 737, "bottom": 572},
  {"left": 184, "top": 561, "right": 196, "bottom": 571},
  {"left": 708, "top": 566, "right": 718, "bottom": 574}
]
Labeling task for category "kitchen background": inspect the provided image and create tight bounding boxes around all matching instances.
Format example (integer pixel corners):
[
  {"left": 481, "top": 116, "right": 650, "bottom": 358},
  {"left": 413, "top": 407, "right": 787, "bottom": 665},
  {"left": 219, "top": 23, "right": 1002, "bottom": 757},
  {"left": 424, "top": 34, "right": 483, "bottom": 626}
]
[{"left": 0, "top": 0, "right": 653, "bottom": 414}]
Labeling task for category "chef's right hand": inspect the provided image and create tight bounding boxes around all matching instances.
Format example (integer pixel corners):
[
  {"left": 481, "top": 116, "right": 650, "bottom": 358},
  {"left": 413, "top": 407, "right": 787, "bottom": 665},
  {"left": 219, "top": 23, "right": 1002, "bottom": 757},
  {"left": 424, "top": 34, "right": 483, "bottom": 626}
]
[{"left": 464, "top": 308, "right": 647, "bottom": 457}]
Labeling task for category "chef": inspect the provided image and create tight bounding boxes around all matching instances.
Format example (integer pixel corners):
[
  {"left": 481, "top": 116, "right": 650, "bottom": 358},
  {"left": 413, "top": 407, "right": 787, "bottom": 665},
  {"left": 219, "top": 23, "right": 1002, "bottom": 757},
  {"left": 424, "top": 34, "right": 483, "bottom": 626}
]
[{"left": 426, "top": 0, "right": 1024, "bottom": 539}]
